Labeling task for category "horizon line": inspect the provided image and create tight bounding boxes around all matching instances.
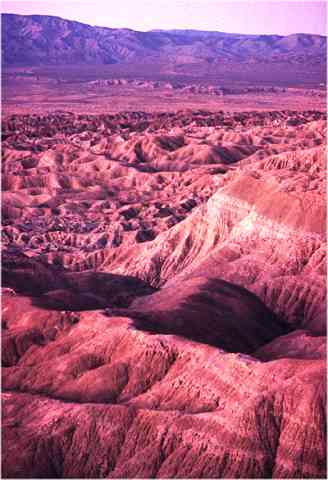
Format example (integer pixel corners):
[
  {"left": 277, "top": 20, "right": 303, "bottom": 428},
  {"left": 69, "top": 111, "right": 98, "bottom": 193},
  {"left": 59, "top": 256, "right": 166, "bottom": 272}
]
[{"left": 2, "top": 11, "right": 327, "bottom": 38}]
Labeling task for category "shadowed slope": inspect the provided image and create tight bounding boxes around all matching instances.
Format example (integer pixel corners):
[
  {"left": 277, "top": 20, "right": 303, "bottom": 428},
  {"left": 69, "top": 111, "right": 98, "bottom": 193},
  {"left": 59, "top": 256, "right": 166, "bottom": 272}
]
[
  {"left": 1, "top": 110, "right": 326, "bottom": 478},
  {"left": 2, "top": 309, "right": 326, "bottom": 478},
  {"left": 2, "top": 14, "right": 326, "bottom": 81}
]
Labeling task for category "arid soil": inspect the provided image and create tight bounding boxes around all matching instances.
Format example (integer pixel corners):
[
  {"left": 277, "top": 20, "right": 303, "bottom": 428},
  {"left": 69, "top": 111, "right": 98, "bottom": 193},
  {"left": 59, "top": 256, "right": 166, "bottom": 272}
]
[
  {"left": 2, "top": 69, "right": 326, "bottom": 114},
  {"left": 1, "top": 107, "right": 327, "bottom": 478}
]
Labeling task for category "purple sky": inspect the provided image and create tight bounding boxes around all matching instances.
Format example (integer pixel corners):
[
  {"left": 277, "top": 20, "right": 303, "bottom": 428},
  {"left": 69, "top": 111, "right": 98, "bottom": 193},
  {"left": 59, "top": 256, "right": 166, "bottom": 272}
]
[{"left": 2, "top": 1, "right": 327, "bottom": 35}]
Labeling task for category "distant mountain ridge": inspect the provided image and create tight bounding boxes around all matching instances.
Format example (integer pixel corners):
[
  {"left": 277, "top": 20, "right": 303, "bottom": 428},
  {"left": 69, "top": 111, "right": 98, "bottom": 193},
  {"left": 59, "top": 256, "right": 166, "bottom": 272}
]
[{"left": 1, "top": 13, "right": 326, "bottom": 71}]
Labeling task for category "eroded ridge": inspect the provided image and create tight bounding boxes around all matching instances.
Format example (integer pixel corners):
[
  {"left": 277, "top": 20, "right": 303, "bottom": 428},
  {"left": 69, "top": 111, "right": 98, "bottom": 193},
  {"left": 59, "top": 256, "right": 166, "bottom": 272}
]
[{"left": 2, "top": 109, "right": 327, "bottom": 478}]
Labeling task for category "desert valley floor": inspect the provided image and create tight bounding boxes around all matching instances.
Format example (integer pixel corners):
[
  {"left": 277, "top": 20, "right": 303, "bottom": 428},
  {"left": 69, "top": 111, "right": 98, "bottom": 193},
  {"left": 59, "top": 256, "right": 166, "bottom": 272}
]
[{"left": 1, "top": 104, "right": 327, "bottom": 477}]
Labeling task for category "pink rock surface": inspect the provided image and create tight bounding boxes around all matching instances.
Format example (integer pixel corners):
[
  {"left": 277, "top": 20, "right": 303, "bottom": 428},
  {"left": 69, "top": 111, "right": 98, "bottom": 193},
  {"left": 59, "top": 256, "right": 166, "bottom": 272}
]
[{"left": 1, "top": 110, "right": 326, "bottom": 478}]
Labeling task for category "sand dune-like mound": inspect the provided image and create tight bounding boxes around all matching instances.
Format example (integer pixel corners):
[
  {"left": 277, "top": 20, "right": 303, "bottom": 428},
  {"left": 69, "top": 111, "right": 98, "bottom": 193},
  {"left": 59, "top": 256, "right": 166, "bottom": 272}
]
[{"left": 1, "top": 109, "right": 326, "bottom": 478}]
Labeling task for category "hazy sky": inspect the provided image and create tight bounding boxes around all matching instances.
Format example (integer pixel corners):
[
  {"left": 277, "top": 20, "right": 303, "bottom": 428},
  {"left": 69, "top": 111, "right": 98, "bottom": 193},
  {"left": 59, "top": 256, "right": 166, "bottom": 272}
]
[{"left": 2, "top": 0, "right": 327, "bottom": 35}]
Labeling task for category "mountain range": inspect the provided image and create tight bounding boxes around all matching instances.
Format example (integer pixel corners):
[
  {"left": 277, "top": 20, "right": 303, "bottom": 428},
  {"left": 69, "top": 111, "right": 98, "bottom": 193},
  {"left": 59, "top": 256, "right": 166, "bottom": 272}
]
[{"left": 2, "top": 13, "right": 326, "bottom": 73}]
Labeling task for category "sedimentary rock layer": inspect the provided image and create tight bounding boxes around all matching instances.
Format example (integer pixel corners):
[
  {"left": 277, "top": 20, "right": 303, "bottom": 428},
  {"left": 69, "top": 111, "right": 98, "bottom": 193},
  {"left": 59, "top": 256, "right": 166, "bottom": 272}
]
[{"left": 1, "top": 110, "right": 326, "bottom": 478}]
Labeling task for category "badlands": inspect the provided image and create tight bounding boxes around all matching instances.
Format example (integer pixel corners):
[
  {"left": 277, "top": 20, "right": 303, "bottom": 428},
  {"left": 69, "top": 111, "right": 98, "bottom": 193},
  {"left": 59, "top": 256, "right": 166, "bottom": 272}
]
[{"left": 1, "top": 107, "right": 327, "bottom": 478}]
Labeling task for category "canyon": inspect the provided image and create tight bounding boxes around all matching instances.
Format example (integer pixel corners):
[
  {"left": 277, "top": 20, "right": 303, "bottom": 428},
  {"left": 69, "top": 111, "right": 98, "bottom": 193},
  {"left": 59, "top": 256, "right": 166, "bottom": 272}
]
[{"left": 2, "top": 107, "right": 327, "bottom": 478}]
